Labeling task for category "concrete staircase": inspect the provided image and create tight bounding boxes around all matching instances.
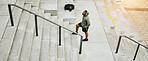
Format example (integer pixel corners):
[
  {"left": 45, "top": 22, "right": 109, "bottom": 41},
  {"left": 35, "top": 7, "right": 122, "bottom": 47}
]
[
  {"left": 103, "top": 17, "right": 148, "bottom": 61},
  {"left": 106, "top": 29, "right": 148, "bottom": 61},
  {"left": 0, "top": 0, "right": 80, "bottom": 61},
  {"left": 0, "top": 0, "right": 148, "bottom": 61},
  {"left": 95, "top": 0, "right": 148, "bottom": 61}
]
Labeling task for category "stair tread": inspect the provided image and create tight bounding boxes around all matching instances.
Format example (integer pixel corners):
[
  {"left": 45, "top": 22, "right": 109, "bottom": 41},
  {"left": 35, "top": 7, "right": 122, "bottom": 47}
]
[
  {"left": 64, "top": 21, "right": 72, "bottom": 61},
  {"left": 71, "top": 50, "right": 79, "bottom": 61},
  {"left": 57, "top": 19, "right": 66, "bottom": 60},
  {"left": 0, "top": 16, "right": 9, "bottom": 39},
  {"left": 57, "top": 58, "right": 65, "bottom": 61},
  {"left": 40, "top": 13, "right": 51, "bottom": 61},
  {"left": 29, "top": 8, "right": 44, "bottom": 61},
  {"left": 69, "top": 24, "right": 79, "bottom": 61},
  {"left": 8, "top": 4, "right": 31, "bottom": 61},
  {"left": 39, "top": 1, "right": 57, "bottom": 10},
  {"left": 19, "top": 9, "right": 41, "bottom": 61},
  {"left": 0, "top": 2, "right": 24, "bottom": 61},
  {"left": 49, "top": 16, "right": 58, "bottom": 61}
]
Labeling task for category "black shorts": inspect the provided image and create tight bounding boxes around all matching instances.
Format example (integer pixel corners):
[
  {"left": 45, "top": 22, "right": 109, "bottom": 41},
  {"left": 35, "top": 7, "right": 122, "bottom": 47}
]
[{"left": 78, "top": 23, "right": 89, "bottom": 32}]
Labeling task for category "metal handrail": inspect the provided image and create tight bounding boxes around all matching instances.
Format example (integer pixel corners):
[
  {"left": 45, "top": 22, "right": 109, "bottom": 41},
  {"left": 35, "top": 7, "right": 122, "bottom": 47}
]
[
  {"left": 8, "top": 4, "right": 83, "bottom": 54},
  {"left": 115, "top": 35, "right": 148, "bottom": 61}
]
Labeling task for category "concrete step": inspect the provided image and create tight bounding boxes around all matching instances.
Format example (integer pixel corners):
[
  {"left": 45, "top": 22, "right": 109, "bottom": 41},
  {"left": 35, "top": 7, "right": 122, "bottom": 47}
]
[
  {"left": 69, "top": 24, "right": 80, "bottom": 51},
  {"left": 128, "top": 41, "right": 148, "bottom": 61},
  {"left": 104, "top": 27, "right": 126, "bottom": 55},
  {"left": 143, "top": 49, "right": 148, "bottom": 60},
  {"left": 57, "top": 19, "right": 65, "bottom": 46},
  {"left": 57, "top": 46, "right": 65, "bottom": 59},
  {"left": 103, "top": 27, "right": 139, "bottom": 61},
  {"left": 0, "top": 16, "right": 9, "bottom": 39},
  {"left": 49, "top": 42, "right": 57, "bottom": 61},
  {"left": 29, "top": 7, "right": 44, "bottom": 61},
  {"left": 71, "top": 50, "right": 79, "bottom": 61},
  {"left": 8, "top": 4, "right": 31, "bottom": 61},
  {"left": 0, "top": 4, "right": 9, "bottom": 15},
  {"left": 69, "top": 24, "right": 79, "bottom": 61},
  {"left": 120, "top": 38, "right": 133, "bottom": 58},
  {"left": 103, "top": 27, "right": 131, "bottom": 60},
  {"left": 57, "top": 19, "right": 65, "bottom": 60},
  {"left": 0, "top": 0, "right": 16, "bottom": 4},
  {"left": 25, "top": 0, "right": 39, "bottom": 6},
  {"left": 39, "top": 0, "right": 57, "bottom": 16},
  {"left": 113, "top": 53, "right": 131, "bottom": 61},
  {"left": 122, "top": 38, "right": 148, "bottom": 61},
  {"left": 0, "top": 1, "right": 25, "bottom": 41},
  {"left": 112, "top": 36, "right": 148, "bottom": 61},
  {"left": 40, "top": 13, "right": 51, "bottom": 61},
  {"left": 63, "top": 21, "right": 72, "bottom": 61},
  {"left": 0, "top": 2, "right": 24, "bottom": 61},
  {"left": 49, "top": 16, "right": 58, "bottom": 61},
  {"left": 114, "top": 7, "right": 142, "bottom": 41},
  {"left": 57, "top": 58, "right": 65, "bottom": 61},
  {"left": 50, "top": 16, "right": 58, "bottom": 42},
  {"left": 19, "top": 8, "right": 41, "bottom": 61},
  {"left": 128, "top": 41, "right": 142, "bottom": 61}
]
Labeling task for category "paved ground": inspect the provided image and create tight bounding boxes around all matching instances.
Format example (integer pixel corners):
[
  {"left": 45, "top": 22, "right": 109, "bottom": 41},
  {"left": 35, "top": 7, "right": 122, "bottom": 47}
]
[
  {"left": 127, "top": 11, "right": 148, "bottom": 44},
  {"left": 73, "top": 0, "right": 114, "bottom": 61},
  {"left": 116, "top": 0, "right": 148, "bottom": 44},
  {"left": 122, "top": 0, "right": 148, "bottom": 8}
]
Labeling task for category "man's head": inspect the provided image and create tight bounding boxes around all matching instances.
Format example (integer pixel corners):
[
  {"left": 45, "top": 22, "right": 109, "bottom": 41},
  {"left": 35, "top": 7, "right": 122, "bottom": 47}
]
[{"left": 82, "top": 10, "right": 89, "bottom": 16}]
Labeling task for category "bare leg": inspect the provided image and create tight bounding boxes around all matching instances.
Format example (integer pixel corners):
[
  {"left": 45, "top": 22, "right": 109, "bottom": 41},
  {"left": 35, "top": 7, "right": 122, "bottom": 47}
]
[
  {"left": 85, "top": 32, "right": 88, "bottom": 39},
  {"left": 76, "top": 24, "right": 79, "bottom": 32}
]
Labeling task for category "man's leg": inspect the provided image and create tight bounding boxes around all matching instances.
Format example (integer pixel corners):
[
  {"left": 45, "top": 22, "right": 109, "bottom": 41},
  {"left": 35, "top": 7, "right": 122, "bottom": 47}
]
[
  {"left": 85, "top": 32, "right": 88, "bottom": 39},
  {"left": 82, "top": 32, "right": 88, "bottom": 41},
  {"left": 82, "top": 27, "right": 88, "bottom": 41},
  {"left": 76, "top": 24, "right": 79, "bottom": 32},
  {"left": 72, "top": 24, "right": 79, "bottom": 35}
]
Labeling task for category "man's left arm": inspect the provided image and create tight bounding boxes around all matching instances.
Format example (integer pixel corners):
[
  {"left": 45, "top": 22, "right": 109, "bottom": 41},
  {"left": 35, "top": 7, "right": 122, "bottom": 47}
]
[{"left": 86, "top": 18, "right": 90, "bottom": 28}]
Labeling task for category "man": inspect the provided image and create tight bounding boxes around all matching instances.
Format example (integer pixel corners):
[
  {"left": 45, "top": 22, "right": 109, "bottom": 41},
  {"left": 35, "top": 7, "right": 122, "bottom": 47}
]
[{"left": 72, "top": 10, "right": 90, "bottom": 41}]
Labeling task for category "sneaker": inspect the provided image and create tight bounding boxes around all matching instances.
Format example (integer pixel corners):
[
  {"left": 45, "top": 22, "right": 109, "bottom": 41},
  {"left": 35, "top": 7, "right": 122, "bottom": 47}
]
[
  {"left": 72, "top": 32, "right": 78, "bottom": 35},
  {"left": 82, "top": 39, "right": 88, "bottom": 41}
]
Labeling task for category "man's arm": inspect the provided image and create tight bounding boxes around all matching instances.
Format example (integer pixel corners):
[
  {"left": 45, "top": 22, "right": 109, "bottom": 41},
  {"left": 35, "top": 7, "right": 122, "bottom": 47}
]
[
  {"left": 86, "top": 18, "right": 90, "bottom": 27},
  {"left": 84, "top": 17, "right": 90, "bottom": 28}
]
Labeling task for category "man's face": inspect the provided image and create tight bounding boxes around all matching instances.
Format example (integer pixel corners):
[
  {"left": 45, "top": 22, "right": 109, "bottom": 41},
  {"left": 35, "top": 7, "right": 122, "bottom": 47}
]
[
  {"left": 70, "top": 6, "right": 72, "bottom": 9},
  {"left": 82, "top": 11, "right": 86, "bottom": 16}
]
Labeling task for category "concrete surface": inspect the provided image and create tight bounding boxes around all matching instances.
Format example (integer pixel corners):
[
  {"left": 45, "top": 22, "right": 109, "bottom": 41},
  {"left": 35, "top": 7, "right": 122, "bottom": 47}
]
[
  {"left": 0, "top": 0, "right": 147, "bottom": 61},
  {"left": 73, "top": 0, "right": 114, "bottom": 61},
  {"left": 111, "top": 0, "right": 148, "bottom": 44}
]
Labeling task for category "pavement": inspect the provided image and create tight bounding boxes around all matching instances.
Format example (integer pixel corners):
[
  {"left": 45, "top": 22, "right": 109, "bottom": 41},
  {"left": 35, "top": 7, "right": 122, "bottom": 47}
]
[
  {"left": 114, "top": 0, "right": 148, "bottom": 44},
  {"left": 122, "top": 0, "right": 148, "bottom": 8},
  {"left": 127, "top": 11, "right": 148, "bottom": 44}
]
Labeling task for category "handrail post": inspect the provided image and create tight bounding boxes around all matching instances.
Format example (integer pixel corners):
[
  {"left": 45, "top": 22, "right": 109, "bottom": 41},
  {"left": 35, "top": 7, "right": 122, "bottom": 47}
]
[
  {"left": 115, "top": 36, "right": 122, "bottom": 53},
  {"left": 8, "top": 5, "right": 14, "bottom": 26},
  {"left": 59, "top": 26, "right": 61, "bottom": 46},
  {"left": 133, "top": 44, "right": 140, "bottom": 61},
  {"left": 35, "top": 15, "right": 38, "bottom": 36},
  {"left": 79, "top": 36, "right": 83, "bottom": 54}
]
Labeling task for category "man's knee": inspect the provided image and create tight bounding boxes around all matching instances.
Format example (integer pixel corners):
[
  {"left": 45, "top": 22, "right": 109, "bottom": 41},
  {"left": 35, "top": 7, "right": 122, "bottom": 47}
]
[
  {"left": 76, "top": 24, "right": 79, "bottom": 27},
  {"left": 85, "top": 32, "right": 88, "bottom": 34}
]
